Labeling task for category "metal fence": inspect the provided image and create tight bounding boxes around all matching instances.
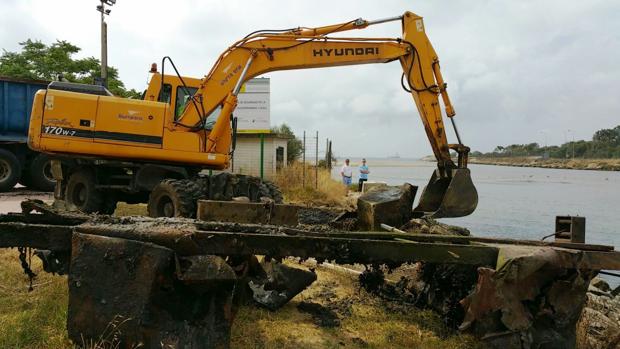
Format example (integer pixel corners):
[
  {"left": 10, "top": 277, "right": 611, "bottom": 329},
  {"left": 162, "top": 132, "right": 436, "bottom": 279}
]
[{"left": 300, "top": 131, "right": 333, "bottom": 189}]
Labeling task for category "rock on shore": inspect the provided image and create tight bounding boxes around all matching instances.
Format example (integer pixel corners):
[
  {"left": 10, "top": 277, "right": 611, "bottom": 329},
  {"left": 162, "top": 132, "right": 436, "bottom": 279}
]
[{"left": 576, "top": 277, "right": 620, "bottom": 349}]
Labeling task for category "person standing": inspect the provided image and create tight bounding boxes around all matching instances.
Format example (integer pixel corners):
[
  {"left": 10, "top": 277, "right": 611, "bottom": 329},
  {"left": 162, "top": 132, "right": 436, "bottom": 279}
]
[
  {"left": 358, "top": 158, "right": 370, "bottom": 191},
  {"left": 340, "top": 159, "right": 353, "bottom": 186}
]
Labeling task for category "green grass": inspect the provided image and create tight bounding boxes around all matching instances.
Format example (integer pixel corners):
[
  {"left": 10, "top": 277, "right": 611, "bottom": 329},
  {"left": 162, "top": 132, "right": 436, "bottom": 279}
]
[{"left": 0, "top": 249, "right": 70, "bottom": 348}]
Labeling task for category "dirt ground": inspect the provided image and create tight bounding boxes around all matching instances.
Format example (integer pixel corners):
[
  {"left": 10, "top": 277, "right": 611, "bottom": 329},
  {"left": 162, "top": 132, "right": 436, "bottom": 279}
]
[{"left": 0, "top": 188, "right": 53, "bottom": 214}]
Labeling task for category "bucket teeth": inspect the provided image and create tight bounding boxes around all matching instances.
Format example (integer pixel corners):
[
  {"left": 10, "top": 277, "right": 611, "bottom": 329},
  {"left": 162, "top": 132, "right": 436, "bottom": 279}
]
[{"left": 413, "top": 168, "right": 478, "bottom": 218}]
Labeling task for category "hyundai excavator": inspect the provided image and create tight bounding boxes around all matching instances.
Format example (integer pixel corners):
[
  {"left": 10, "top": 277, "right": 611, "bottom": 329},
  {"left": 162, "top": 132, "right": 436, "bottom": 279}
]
[{"left": 27, "top": 11, "right": 478, "bottom": 219}]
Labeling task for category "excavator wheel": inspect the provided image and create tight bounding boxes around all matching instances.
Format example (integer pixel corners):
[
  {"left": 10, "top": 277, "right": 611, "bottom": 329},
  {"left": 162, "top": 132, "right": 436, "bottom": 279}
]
[
  {"left": 265, "top": 182, "right": 283, "bottom": 203},
  {"left": 148, "top": 175, "right": 283, "bottom": 218},
  {"left": 207, "top": 173, "right": 283, "bottom": 203},
  {"left": 27, "top": 154, "right": 56, "bottom": 192},
  {"left": 148, "top": 179, "right": 202, "bottom": 218},
  {"left": 65, "top": 170, "right": 104, "bottom": 213},
  {"left": 101, "top": 196, "right": 118, "bottom": 215}
]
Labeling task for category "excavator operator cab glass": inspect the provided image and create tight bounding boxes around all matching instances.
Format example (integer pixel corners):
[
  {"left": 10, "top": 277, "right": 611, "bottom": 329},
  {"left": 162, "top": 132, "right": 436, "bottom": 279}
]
[
  {"left": 203, "top": 105, "right": 221, "bottom": 130},
  {"left": 158, "top": 83, "right": 172, "bottom": 103},
  {"left": 175, "top": 86, "right": 198, "bottom": 120}
]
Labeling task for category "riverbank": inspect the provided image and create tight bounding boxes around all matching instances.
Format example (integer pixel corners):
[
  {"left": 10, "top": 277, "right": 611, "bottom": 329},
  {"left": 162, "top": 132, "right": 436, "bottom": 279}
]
[{"left": 469, "top": 157, "right": 620, "bottom": 171}]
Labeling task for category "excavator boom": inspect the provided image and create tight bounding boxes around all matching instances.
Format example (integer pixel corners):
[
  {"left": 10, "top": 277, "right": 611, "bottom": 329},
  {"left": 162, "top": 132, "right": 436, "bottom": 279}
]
[{"left": 176, "top": 11, "right": 477, "bottom": 217}]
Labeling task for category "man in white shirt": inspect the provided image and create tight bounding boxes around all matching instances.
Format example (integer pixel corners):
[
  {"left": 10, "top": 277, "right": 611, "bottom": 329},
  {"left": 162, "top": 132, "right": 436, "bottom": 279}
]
[{"left": 340, "top": 159, "right": 353, "bottom": 186}]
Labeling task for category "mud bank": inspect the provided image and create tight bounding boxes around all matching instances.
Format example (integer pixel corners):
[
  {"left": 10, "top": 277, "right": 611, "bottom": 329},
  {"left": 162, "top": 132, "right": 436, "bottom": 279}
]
[{"left": 469, "top": 157, "right": 620, "bottom": 171}]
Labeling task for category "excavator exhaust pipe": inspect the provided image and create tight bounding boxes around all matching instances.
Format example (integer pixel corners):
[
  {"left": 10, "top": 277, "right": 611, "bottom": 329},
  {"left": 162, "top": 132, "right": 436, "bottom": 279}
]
[{"left": 413, "top": 168, "right": 478, "bottom": 218}]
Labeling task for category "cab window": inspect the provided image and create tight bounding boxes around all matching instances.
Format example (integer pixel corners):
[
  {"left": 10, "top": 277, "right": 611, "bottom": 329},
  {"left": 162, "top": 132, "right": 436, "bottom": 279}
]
[
  {"left": 158, "top": 84, "right": 172, "bottom": 103},
  {"left": 204, "top": 105, "right": 221, "bottom": 130},
  {"left": 175, "top": 86, "right": 199, "bottom": 120}
]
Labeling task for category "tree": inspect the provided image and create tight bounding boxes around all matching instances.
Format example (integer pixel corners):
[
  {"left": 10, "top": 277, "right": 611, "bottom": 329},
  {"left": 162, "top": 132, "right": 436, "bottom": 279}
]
[
  {"left": 271, "top": 123, "right": 303, "bottom": 163},
  {"left": 593, "top": 127, "right": 620, "bottom": 146},
  {"left": 0, "top": 39, "right": 140, "bottom": 98}
]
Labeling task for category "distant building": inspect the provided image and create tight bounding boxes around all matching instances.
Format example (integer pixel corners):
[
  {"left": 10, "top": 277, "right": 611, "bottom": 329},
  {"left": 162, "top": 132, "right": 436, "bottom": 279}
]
[
  {"left": 230, "top": 133, "right": 290, "bottom": 179},
  {"left": 226, "top": 78, "right": 289, "bottom": 179}
]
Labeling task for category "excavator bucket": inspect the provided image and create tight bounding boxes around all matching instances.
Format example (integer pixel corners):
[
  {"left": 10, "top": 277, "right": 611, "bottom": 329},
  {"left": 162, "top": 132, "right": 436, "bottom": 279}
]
[{"left": 413, "top": 168, "right": 478, "bottom": 218}]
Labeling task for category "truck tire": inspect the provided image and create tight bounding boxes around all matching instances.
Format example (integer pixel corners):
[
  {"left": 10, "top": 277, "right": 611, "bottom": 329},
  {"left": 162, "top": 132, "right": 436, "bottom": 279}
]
[
  {"left": 148, "top": 179, "right": 202, "bottom": 218},
  {"left": 101, "top": 196, "right": 118, "bottom": 215},
  {"left": 0, "top": 149, "right": 21, "bottom": 192},
  {"left": 27, "top": 154, "right": 56, "bottom": 192},
  {"left": 19, "top": 171, "right": 33, "bottom": 188},
  {"left": 65, "top": 170, "right": 104, "bottom": 213}
]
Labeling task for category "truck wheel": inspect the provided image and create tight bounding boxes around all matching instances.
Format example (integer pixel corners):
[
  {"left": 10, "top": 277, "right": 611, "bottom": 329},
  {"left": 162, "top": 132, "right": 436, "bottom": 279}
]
[
  {"left": 28, "top": 154, "right": 56, "bottom": 192},
  {"left": 65, "top": 170, "right": 103, "bottom": 213},
  {"left": 0, "top": 149, "right": 21, "bottom": 192},
  {"left": 148, "top": 179, "right": 200, "bottom": 218},
  {"left": 101, "top": 197, "right": 117, "bottom": 215},
  {"left": 19, "top": 170, "right": 33, "bottom": 188}
]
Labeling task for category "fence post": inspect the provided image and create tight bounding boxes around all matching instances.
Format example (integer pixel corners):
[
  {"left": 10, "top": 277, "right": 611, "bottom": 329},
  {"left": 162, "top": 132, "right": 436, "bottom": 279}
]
[
  {"left": 303, "top": 131, "right": 306, "bottom": 188},
  {"left": 315, "top": 131, "right": 318, "bottom": 189},
  {"left": 260, "top": 133, "right": 265, "bottom": 179},
  {"left": 327, "top": 140, "right": 332, "bottom": 171}
]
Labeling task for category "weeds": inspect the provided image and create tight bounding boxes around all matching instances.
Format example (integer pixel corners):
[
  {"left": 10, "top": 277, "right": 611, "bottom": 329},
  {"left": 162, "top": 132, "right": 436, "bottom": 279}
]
[
  {"left": 79, "top": 315, "right": 137, "bottom": 349},
  {"left": 274, "top": 162, "right": 347, "bottom": 207}
]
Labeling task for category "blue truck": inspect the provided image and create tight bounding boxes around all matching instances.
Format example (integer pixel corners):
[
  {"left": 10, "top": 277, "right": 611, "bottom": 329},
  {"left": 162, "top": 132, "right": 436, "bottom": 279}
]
[{"left": 0, "top": 76, "right": 55, "bottom": 192}]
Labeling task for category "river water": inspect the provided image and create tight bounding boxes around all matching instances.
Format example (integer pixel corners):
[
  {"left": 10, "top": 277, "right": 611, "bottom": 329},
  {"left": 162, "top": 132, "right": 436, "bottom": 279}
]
[{"left": 333, "top": 158, "right": 620, "bottom": 285}]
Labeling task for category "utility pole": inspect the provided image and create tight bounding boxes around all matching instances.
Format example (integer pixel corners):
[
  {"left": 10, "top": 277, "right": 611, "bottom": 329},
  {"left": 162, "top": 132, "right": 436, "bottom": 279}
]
[
  {"left": 96, "top": 0, "right": 116, "bottom": 87},
  {"left": 566, "top": 129, "right": 575, "bottom": 159}
]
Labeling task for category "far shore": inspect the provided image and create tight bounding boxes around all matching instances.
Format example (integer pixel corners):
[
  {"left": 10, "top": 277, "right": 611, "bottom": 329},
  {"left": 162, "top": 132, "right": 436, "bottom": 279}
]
[{"left": 469, "top": 157, "right": 620, "bottom": 171}]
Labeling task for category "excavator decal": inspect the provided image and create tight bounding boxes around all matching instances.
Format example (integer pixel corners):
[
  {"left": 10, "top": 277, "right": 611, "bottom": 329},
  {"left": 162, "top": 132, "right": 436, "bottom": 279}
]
[{"left": 312, "top": 47, "right": 379, "bottom": 57}]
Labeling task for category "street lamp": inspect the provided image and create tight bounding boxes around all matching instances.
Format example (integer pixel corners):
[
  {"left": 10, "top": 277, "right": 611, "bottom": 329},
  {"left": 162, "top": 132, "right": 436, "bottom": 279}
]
[{"left": 96, "top": 0, "right": 116, "bottom": 87}]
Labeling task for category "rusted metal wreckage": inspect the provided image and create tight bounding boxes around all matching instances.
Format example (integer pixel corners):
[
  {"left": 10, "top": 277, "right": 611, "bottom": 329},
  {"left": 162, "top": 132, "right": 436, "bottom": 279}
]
[{"left": 1, "top": 199, "right": 620, "bottom": 348}]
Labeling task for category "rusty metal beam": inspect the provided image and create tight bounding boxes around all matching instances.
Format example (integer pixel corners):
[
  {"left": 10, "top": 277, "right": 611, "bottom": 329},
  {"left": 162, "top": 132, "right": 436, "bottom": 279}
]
[
  {"left": 0, "top": 222, "right": 72, "bottom": 251},
  {"left": 2, "top": 218, "right": 620, "bottom": 271},
  {"left": 74, "top": 225, "right": 498, "bottom": 266}
]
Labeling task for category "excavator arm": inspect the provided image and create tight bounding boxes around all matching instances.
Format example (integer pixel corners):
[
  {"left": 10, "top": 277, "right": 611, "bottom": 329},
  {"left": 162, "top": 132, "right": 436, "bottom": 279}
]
[{"left": 174, "top": 11, "right": 477, "bottom": 218}]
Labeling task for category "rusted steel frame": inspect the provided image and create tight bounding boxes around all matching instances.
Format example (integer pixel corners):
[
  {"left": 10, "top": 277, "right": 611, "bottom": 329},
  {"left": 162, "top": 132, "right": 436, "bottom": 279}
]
[
  {"left": 318, "top": 232, "right": 614, "bottom": 252},
  {"left": 2, "top": 220, "right": 619, "bottom": 270},
  {"left": 551, "top": 248, "right": 620, "bottom": 270},
  {"left": 0, "top": 213, "right": 88, "bottom": 226},
  {"left": 74, "top": 225, "right": 499, "bottom": 266},
  {"left": 0, "top": 222, "right": 73, "bottom": 250},
  {"left": 0, "top": 214, "right": 614, "bottom": 253},
  {"left": 196, "top": 221, "right": 614, "bottom": 252}
]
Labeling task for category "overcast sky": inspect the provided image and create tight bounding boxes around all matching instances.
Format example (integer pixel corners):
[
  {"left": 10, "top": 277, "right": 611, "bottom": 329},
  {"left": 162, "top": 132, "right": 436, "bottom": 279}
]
[{"left": 1, "top": 0, "right": 618, "bottom": 158}]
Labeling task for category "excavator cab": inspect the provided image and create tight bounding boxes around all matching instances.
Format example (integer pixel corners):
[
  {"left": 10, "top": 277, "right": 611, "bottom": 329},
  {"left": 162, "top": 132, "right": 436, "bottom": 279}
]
[{"left": 413, "top": 145, "right": 478, "bottom": 218}]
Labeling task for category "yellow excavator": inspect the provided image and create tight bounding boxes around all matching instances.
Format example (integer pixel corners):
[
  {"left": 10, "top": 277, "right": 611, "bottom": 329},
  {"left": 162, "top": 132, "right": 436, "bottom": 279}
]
[{"left": 27, "top": 11, "right": 477, "bottom": 218}]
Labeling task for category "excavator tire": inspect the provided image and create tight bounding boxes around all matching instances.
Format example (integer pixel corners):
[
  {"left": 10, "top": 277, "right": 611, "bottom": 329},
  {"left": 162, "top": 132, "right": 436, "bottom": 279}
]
[
  {"left": 26, "top": 154, "right": 56, "bottom": 192},
  {"left": 265, "top": 181, "right": 283, "bottom": 203},
  {"left": 147, "top": 179, "right": 202, "bottom": 218},
  {"left": 65, "top": 170, "right": 104, "bottom": 213},
  {"left": 101, "top": 196, "right": 118, "bottom": 215},
  {"left": 206, "top": 173, "right": 283, "bottom": 203},
  {"left": 147, "top": 174, "right": 283, "bottom": 218}
]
